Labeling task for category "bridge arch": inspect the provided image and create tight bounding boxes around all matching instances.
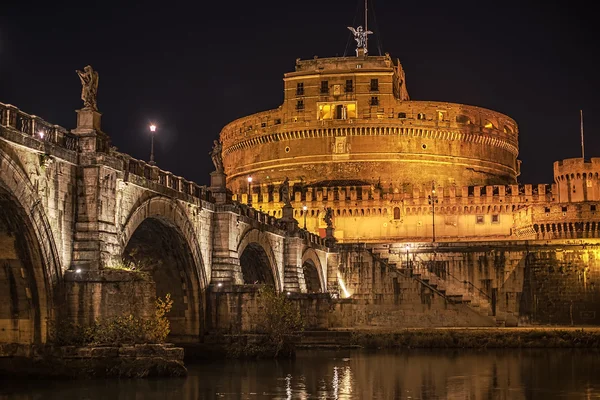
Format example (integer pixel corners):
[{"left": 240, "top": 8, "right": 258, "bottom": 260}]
[
  {"left": 121, "top": 196, "right": 207, "bottom": 341},
  {"left": 0, "top": 149, "right": 62, "bottom": 344},
  {"left": 301, "top": 248, "right": 325, "bottom": 293},
  {"left": 237, "top": 229, "right": 281, "bottom": 291}
]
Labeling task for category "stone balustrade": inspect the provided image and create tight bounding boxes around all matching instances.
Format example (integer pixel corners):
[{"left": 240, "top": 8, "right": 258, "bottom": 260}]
[{"left": 0, "top": 102, "right": 77, "bottom": 151}]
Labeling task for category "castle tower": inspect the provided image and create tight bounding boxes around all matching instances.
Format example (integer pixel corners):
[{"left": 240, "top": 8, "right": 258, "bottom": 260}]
[
  {"left": 220, "top": 53, "right": 520, "bottom": 194},
  {"left": 553, "top": 158, "right": 600, "bottom": 202}
]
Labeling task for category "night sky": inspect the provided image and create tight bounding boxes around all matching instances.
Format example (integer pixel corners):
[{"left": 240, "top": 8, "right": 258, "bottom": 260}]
[{"left": 1, "top": 0, "right": 598, "bottom": 186}]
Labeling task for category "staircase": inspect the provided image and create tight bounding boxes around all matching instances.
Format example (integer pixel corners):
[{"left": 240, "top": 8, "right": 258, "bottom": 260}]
[{"left": 367, "top": 249, "right": 501, "bottom": 326}]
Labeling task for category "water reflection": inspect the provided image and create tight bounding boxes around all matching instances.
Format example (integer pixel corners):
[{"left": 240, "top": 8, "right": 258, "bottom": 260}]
[{"left": 2, "top": 349, "right": 600, "bottom": 399}]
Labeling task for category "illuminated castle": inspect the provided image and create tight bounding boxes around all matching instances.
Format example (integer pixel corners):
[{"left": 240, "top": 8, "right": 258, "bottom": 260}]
[{"left": 219, "top": 38, "right": 600, "bottom": 243}]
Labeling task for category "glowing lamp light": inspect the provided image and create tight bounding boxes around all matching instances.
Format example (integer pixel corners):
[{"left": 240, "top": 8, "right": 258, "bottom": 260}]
[
  {"left": 149, "top": 124, "right": 156, "bottom": 133},
  {"left": 248, "top": 176, "right": 253, "bottom": 183},
  {"left": 405, "top": 244, "right": 410, "bottom": 251},
  {"left": 286, "top": 292, "right": 291, "bottom": 296},
  {"left": 38, "top": 131, "right": 45, "bottom": 139},
  {"left": 75, "top": 269, "right": 82, "bottom": 273},
  {"left": 303, "top": 205, "right": 308, "bottom": 211},
  {"left": 217, "top": 282, "right": 223, "bottom": 287}
]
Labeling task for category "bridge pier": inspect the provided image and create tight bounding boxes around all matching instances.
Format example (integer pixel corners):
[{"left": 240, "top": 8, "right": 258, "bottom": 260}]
[{"left": 70, "top": 108, "right": 119, "bottom": 271}]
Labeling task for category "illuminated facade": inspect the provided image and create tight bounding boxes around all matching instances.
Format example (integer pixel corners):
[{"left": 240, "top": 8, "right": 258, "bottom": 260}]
[{"left": 220, "top": 51, "right": 600, "bottom": 244}]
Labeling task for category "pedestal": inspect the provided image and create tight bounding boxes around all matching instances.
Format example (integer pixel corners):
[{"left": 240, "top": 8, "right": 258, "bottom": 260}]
[
  {"left": 210, "top": 171, "right": 229, "bottom": 204},
  {"left": 71, "top": 108, "right": 109, "bottom": 153}
]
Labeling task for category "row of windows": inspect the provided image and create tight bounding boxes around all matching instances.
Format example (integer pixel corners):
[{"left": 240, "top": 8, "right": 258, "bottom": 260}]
[
  {"left": 296, "top": 79, "right": 379, "bottom": 96},
  {"left": 297, "top": 97, "right": 379, "bottom": 110}
]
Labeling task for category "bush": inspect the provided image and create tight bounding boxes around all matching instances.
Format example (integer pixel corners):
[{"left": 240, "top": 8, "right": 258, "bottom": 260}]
[
  {"left": 50, "top": 294, "right": 173, "bottom": 346},
  {"left": 255, "top": 286, "right": 304, "bottom": 356}
]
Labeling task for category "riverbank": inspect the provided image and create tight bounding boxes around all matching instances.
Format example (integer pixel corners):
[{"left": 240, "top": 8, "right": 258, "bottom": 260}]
[
  {"left": 316, "top": 327, "right": 600, "bottom": 349},
  {"left": 0, "top": 343, "right": 186, "bottom": 378}
]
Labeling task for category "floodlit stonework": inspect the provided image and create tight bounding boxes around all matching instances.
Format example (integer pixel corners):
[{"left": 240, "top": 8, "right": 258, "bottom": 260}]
[
  {"left": 2, "top": 48, "right": 600, "bottom": 357},
  {"left": 220, "top": 53, "right": 600, "bottom": 245}
]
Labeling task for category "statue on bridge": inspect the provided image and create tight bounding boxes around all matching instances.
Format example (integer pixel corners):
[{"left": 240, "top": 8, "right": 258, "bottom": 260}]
[
  {"left": 210, "top": 140, "right": 224, "bottom": 172},
  {"left": 76, "top": 65, "right": 99, "bottom": 111},
  {"left": 280, "top": 177, "right": 290, "bottom": 205},
  {"left": 324, "top": 207, "right": 334, "bottom": 228}
]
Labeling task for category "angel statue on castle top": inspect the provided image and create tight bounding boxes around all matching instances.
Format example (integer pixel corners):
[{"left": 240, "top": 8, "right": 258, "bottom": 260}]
[{"left": 347, "top": 25, "right": 373, "bottom": 54}]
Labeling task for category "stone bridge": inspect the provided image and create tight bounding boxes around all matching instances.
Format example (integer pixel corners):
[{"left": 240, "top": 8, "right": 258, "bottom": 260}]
[{"left": 0, "top": 102, "right": 331, "bottom": 345}]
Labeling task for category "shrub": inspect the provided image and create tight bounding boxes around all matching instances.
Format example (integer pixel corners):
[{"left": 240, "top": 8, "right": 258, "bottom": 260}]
[
  {"left": 50, "top": 294, "right": 173, "bottom": 346},
  {"left": 255, "top": 286, "right": 304, "bottom": 356}
]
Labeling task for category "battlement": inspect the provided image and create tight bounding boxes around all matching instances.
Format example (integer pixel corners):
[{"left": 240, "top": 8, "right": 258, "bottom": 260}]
[
  {"left": 553, "top": 157, "right": 600, "bottom": 203},
  {"left": 290, "top": 54, "right": 394, "bottom": 74}
]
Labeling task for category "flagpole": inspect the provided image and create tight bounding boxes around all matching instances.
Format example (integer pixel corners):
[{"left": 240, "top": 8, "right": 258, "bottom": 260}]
[
  {"left": 581, "top": 109, "right": 585, "bottom": 160},
  {"left": 364, "top": 0, "right": 368, "bottom": 54}
]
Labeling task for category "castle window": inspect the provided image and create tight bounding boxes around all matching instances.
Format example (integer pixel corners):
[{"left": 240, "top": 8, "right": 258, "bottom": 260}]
[
  {"left": 370, "top": 96, "right": 379, "bottom": 106},
  {"left": 491, "top": 214, "right": 499, "bottom": 223},
  {"left": 370, "top": 79, "right": 379, "bottom": 91},
  {"left": 320, "top": 80, "right": 329, "bottom": 94},
  {"left": 503, "top": 125, "right": 513, "bottom": 134},
  {"left": 562, "top": 206, "right": 568, "bottom": 212},
  {"left": 261, "top": 122, "right": 267, "bottom": 128},
  {"left": 437, "top": 111, "right": 445, "bottom": 121},
  {"left": 484, "top": 120, "right": 495, "bottom": 129},
  {"left": 592, "top": 205, "right": 597, "bottom": 212},
  {"left": 417, "top": 113, "right": 426, "bottom": 120},
  {"left": 544, "top": 207, "right": 551, "bottom": 213},
  {"left": 393, "top": 207, "right": 401, "bottom": 220},
  {"left": 296, "top": 100, "right": 304, "bottom": 110},
  {"left": 318, "top": 102, "right": 357, "bottom": 120},
  {"left": 296, "top": 82, "right": 304, "bottom": 96},
  {"left": 398, "top": 112, "right": 406, "bottom": 119},
  {"left": 274, "top": 118, "right": 281, "bottom": 125},
  {"left": 345, "top": 79, "right": 353, "bottom": 92},
  {"left": 476, "top": 215, "right": 484, "bottom": 224},
  {"left": 456, "top": 114, "right": 471, "bottom": 124}
]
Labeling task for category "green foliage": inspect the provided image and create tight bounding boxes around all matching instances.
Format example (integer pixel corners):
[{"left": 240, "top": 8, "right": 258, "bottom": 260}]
[
  {"left": 255, "top": 286, "right": 304, "bottom": 356},
  {"left": 349, "top": 329, "right": 600, "bottom": 349},
  {"left": 50, "top": 294, "right": 173, "bottom": 346}
]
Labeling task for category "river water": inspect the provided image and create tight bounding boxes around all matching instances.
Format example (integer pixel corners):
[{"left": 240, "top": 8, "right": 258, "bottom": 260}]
[{"left": 2, "top": 348, "right": 600, "bottom": 399}]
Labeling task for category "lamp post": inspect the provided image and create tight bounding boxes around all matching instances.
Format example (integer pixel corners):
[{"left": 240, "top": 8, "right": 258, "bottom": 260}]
[
  {"left": 405, "top": 244, "right": 411, "bottom": 276},
  {"left": 247, "top": 176, "right": 253, "bottom": 206},
  {"left": 303, "top": 205, "right": 308, "bottom": 229},
  {"left": 427, "top": 182, "right": 438, "bottom": 242},
  {"left": 149, "top": 124, "right": 156, "bottom": 166}
]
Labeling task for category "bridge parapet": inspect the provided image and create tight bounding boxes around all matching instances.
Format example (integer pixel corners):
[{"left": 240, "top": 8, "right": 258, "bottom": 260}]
[
  {"left": 118, "top": 153, "right": 211, "bottom": 203},
  {"left": 0, "top": 102, "right": 78, "bottom": 151}
]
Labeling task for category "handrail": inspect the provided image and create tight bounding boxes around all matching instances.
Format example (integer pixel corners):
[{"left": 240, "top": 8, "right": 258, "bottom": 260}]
[{"left": 366, "top": 249, "right": 460, "bottom": 304}]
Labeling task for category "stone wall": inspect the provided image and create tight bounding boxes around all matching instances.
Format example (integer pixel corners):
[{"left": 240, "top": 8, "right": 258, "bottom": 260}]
[{"left": 63, "top": 270, "right": 156, "bottom": 326}]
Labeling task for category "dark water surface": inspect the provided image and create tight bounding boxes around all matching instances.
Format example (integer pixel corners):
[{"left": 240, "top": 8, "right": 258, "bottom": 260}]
[{"left": 2, "top": 349, "right": 600, "bottom": 399}]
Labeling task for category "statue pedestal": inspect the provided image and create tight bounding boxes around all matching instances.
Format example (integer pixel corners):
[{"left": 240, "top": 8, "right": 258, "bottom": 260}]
[
  {"left": 280, "top": 203, "right": 298, "bottom": 233},
  {"left": 72, "top": 108, "right": 108, "bottom": 153},
  {"left": 325, "top": 226, "right": 337, "bottom": 247},
  {"left": 210, "top": 171, "right": 229, "bottom": 205},
  {"left": 76, "top": 108, "right": 102, "bottom": 131}
]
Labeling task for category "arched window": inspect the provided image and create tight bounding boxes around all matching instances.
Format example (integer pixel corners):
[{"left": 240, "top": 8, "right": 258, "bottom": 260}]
[{"left": 393, "top": 207, "right": 401, "bottom": 220}]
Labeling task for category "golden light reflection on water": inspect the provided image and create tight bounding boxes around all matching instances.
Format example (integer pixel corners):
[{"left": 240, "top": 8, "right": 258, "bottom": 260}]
[{"left": 3, "top": 349, "right": 600, "bottom": 399}]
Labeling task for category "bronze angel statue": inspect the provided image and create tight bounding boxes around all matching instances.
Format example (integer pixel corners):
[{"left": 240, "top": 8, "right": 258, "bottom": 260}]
[{"left": 347, "top": 25, "right": 373, "bottom": 53}]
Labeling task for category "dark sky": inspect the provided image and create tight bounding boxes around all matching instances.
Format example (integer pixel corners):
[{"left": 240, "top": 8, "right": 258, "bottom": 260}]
[{"left": 1, "top": 0, "right": 598, "bottom": 186}]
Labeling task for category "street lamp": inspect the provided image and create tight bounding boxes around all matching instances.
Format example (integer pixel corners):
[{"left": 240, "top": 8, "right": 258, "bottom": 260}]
[
  {"left": 427, "top": 182, "right": 438, "bottom": 242},
  {"left": 302, "top": 205, "right": 308, "bottom": 229},
  {"left": 149, "top": 124, "right": 157, "bottom": 166},
  {"left": 247, "top": 176, "right": 253, "bottom": 206},
  {"left": 405, "top": 244, "right": 411, "bottom": 276}
]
